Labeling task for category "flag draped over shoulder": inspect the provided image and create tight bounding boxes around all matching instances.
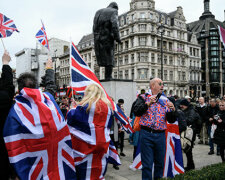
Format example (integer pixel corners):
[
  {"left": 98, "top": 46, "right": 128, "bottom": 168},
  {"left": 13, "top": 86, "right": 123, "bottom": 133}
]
[
  {"left": 70, "top": 42, "right": 134, "bottom": 133},
  {"left": 131, "top": 121, "right": 184, "bottom": 178},
  {"left": 218, "top": 25, "right": 225, "bottom": 48},
  {"left": 35, "top": 21, "right": 49, "bottom": 50},
  {"left": 0, "top": 13, "right": 19, "bottom": 38},
  {"left": 3, "top": 88, "right": 76, "bottom": 180}
]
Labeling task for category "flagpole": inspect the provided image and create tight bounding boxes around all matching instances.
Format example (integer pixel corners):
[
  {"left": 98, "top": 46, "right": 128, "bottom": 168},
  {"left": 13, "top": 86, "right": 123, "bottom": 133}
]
[
  {"left": 69, "top": 38, "right": 74, "bottom": 100},
  {"left": 1, "top": 39, "right": 6, "bottom": 50}
]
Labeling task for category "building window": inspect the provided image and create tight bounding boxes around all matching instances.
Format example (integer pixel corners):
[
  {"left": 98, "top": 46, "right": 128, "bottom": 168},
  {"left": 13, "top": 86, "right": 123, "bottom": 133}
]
[
  {"left": 169, "top": 71, "right": 173, "bottom": 81},
  {"left": 114, "top": 71, "right": 117, "bottom": 79},
  {"left": 151, "top": 53, "right": 155, "bottom": 63},
  {"left": 125, "top": 55, "right": 128, "bottom": 64},
  {"left": 131, "top": 54, "right": 134, "bottom": 63},
  {"left": 169, "top": 56, "right": 173, "bottom": 65},
  {"left": 164, "top": 70, "right": 167, "bottom": 80},
  {"left": 151, "top": 36, "right": 155, "bottom": 47},
  {"left": 178, "top": 71, "right": 181, "bottom": 80},
  {"left": 139, "top": 24, "right": 147, "bottom": 31},
  {"left": 152, "top": 69, "right": 155, "bottom": 78},
  {"left": 182, "top": 72, "right": 186, "bottom": 81},
  {"left": 125, "top": 41, "right": 129, "bottom": 50},
  {"left": 131, "top": 37, "right": 134, "bottom": 47},
  {"left": 139, "top": 36, "right": 147, "bottom": 46},
  {"left": 132, "top": 69, "right": 134, "bottom": 79},
  {"left": 181, "top": 58, "right": 185, "bottom": 66},
  {"left": 158, "top": 70, "right": 161, "bottom": 78},
  {"left": 169, "top": 42, "right": 172, "bottom": 51},
  {"left": 138, "top": 69, "right": 147, "bottom": 79},
  {"left": 125, "top": 70, "right": 129, "bottom": 79},
  {"left": 140, "top": 13, "right": 145, "bottom": 19},
  {"left": 149, "top": 13, "right": 153, "bottom": 19},
  {"left": 138, "top": 52, "right": 148, "bottom": 62},
  {"left": 164, "top": 55, "right": 167, "bottom": 65}
]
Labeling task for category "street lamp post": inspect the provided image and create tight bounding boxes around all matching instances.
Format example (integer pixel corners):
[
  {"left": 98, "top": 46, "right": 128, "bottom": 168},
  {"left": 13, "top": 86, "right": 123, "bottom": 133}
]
[{"left": 158, "top": 21, "right": 165, "bottom": 80}]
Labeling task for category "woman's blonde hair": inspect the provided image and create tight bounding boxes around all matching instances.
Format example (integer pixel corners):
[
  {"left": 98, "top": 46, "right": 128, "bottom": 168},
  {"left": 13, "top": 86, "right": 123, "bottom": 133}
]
[{"left": 79, "top": 83, "right": 113, "bottom": 112}]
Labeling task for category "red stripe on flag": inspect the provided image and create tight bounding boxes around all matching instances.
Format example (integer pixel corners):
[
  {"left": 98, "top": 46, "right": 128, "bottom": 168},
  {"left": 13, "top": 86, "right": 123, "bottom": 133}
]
[
  {"left": 31, "top": 158, "right": 43, "bottom": 180},
  {"left": 17, "top": 103, "right": 35, "bottom": 126}
]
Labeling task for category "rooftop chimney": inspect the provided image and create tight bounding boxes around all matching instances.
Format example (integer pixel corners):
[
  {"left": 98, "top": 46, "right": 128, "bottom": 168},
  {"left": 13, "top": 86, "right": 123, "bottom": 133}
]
[{"left": 204, "top": 0, "right": 210, "bottom": 13}]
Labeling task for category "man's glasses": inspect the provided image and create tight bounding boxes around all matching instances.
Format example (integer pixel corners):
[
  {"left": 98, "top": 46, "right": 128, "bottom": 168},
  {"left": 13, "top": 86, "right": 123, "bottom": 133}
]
[{"left": 158, "top": 82, "right": 163, "bottom": 86}]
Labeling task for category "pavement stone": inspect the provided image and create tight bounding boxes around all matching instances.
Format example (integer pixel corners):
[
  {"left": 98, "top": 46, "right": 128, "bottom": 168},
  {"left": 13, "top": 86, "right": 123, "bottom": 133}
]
[{"left": 105, "top": 138, "right": 222, "bottom": 180}]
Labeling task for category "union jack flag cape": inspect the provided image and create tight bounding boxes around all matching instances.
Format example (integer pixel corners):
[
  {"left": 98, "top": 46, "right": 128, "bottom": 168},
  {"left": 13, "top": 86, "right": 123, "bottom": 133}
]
[
  {"left": 35, "top": 21, "right": 49, "bottom": 50},
  {"left": 67, "top": 100, "right": 115, "bottom": 180},
  {"left": 70, "top": 41, "right": 133, "bottom": 134},
  {"left": 131, "top": 121, "right": 184, "bottom": 178},
  {"left": 0, "top": 13, "right": 19, "bottom": 38},
  {"left": 3, "top": 88, "right": 76, "bottom": 180}
]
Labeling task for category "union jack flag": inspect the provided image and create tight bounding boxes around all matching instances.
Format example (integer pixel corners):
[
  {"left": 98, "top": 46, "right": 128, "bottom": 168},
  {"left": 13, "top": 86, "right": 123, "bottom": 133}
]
[
  {"left": 107, "top": 140, "right": 121, "bottom": 166},
  {"left": 67, "top": 100, "right": 113, "bottom": 180},
  {"left": 35, "top": 21, "right": 49, "bottom": 50},
  {"left": 3, "top": 88, "right": 76, "bottom": 180},
  {"left": 218, "top": 25, "right": 225, "bottom": 49},
  {"left": 70, "top": 42, "right": 134, "bottom": 133},
  {"left": 163, "top": 121, "right": 184, "bottom": 177},
  {"left": 131, "top": 121, "right": 184, "bottom": 178},
  {"left": 0, "top": 13, "right": 19, "bottom": 38}
]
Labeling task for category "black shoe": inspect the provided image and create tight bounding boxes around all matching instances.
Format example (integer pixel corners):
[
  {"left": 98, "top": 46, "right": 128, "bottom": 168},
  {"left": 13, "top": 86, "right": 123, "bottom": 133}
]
[
  {"left": 217, "top": 152, "right": 220, "bottom": 156},
  {"left": 205, "top": 141, "right": 209, "bottom": 145},
  {"left": 208, "top": 150, "right": 214, "bottom": 155},
  {"left": 113, "top": 165, "right": 119, "bottom": 170},
  {"left": 120, "top": 152, "right": 126, "bottom": 157}
]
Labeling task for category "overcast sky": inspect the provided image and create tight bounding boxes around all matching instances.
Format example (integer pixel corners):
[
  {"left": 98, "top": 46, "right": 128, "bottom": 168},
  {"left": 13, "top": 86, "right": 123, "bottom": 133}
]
[{"left": 0, "top": 0, "right": 224, "bottom": 69}]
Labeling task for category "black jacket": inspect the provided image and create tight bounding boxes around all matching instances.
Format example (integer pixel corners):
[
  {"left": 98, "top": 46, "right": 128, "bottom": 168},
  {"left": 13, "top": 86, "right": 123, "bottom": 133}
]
[
  {"left": 206, "top": 105, "right": 219, "bottom": 126},
  {"left": 213, "top": 110, "right": 225, "bottom": 146},
  {"left": 195, "top": 104, "right": 207, "bottom": 123},
  {"left": 0, "top": 65, "right": 15, "bottom": 179}
]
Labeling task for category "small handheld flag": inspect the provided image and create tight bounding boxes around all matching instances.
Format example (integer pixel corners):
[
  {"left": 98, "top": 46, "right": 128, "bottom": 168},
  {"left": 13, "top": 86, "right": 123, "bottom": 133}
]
[
  {"left": 0, "top": 13, "right": 19, "bottom": 38},
  {"left": 35, "top": 21, "right": 49, "bottom": 50}
]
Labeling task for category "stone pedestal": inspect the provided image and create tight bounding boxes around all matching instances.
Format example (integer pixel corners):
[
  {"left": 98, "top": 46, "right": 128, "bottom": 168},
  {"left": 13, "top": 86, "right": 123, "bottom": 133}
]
[{"left": 100, "top": 79, "right": 137, "bottom": 116}]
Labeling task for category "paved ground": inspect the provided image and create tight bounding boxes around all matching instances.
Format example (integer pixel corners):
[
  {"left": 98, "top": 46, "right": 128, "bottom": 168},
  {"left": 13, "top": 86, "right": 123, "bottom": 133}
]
[{"left": 105, "top": 138, "right": 222, "bottom": 180}]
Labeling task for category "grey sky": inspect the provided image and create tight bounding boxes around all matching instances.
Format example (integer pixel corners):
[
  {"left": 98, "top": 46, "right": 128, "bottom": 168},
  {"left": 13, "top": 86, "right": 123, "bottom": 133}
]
[{"left": 0, "top": 0, "right": 224, "bottom": 69}]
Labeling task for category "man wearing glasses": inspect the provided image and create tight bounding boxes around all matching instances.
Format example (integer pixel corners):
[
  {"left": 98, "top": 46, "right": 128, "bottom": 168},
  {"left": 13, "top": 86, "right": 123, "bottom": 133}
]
[{"left": 139, "top": 78, "right": 175, "bottom": 180}]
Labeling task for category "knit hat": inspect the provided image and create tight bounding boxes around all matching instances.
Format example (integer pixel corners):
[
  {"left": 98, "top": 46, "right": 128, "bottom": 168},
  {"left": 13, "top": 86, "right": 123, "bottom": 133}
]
[{"left": 180, "top": 99, "right": 190, "bottom": 107}]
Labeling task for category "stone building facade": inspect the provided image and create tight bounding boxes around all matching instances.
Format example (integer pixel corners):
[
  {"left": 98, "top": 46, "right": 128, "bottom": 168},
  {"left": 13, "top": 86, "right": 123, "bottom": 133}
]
[{"left": 74, "top": 0, "right": 202, "bottom": 98}]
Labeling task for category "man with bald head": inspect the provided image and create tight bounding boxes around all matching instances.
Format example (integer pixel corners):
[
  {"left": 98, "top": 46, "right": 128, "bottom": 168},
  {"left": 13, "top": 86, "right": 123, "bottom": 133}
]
[
  {"left": 139, "top": 78, "right": 175, "bottom": 180},
  {"left": 196, "top": 97, "right": 208, "bottom": 144}
]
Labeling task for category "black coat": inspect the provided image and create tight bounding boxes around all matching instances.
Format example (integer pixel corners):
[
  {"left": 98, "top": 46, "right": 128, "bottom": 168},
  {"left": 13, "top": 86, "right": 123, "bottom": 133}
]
[
  {"left": 206, "top": 105, "right": 219, "bottom": 126},
  {"left": 0, "top": 65, "right": 15, "bottom": 179},
  {"left": 213, "top": 111, "right": 225, "bottom": 146},
  {"left": 195, "top": 104, "right": 207, "bottom": 123},
  {"left": 93, "top": 4, "right": 120, "bottom": 67}
]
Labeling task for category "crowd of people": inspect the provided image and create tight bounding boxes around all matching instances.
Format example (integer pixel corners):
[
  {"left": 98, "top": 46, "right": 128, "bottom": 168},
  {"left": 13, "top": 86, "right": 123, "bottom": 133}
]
[{"left": 1, "top": 50, "right": 225, "bottom": 180}]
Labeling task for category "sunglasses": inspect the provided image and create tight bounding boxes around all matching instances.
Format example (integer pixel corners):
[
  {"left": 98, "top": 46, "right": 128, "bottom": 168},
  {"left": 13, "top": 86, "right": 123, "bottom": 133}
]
[{"left": 158, "top": 82, "right": 164, "bottom": 86}]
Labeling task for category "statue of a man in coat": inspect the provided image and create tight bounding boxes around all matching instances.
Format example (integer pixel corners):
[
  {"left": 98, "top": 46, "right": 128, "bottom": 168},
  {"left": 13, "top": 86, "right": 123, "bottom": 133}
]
[{"left": 93, "top": 2, "right": 121, "bottom": 80}]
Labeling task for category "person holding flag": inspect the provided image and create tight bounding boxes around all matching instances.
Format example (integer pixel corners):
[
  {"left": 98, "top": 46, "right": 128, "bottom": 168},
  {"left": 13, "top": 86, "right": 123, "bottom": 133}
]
[
  {"left": 67, "top": 83, "right": 114, "bottom": 180},
  {"left": 0, "top": 50, "right": 15, "bottom": 180}
]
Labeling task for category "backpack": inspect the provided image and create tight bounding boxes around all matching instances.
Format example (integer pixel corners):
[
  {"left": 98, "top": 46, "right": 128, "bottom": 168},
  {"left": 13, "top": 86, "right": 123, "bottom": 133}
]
[
  {"left": 180, "top": 126, "right": 193, "bottom": 153},
  {"left": 133, "top": 94, "right": 148, "bottom": 117}
]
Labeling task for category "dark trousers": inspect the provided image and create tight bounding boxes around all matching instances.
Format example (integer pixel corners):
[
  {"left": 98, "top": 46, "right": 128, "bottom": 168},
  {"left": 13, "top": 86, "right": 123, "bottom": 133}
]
[
  {"left": 185, "top": 148, "right": 195, "bottom": 170},
  {"left": 110, "top": 134, "right": 118, "bottom": 150},
  {"left": 133, "top": 146, "right": 137, "bottom": 160},
  {"left": 140, "top": 128, "right": 166, "bottom": 180},
  {"left": 220, "top": 145, "right": 225, "bottom": 162},
  {"left": 118, "top": 131, "right": 125, "bottom": 153}
]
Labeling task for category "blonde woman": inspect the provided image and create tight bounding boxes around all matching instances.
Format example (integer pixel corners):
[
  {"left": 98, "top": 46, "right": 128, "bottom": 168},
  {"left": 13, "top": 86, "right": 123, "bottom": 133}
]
[{"left": 67, "top": 83, "right": 113, "bottom": 180}]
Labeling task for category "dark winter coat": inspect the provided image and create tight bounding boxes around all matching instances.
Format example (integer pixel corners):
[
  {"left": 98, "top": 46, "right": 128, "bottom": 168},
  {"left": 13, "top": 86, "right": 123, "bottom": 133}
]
[
  {"left": 206, "top": 105, "right": 219, "bottom": 126},
  {"left": 213, "top": 110, "right": 225, "bottom": 146},
  {"left": 93, "top": 3, "right": 121, "bottom": 67},
  {"left": 0, "top": 65, "right": 15, "bottom": 179}
]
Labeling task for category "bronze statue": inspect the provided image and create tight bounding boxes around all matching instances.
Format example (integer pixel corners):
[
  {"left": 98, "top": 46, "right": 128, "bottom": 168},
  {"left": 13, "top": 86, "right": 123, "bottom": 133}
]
[{"left": 93, "top": 2, "right": 121, "bottom": 80}]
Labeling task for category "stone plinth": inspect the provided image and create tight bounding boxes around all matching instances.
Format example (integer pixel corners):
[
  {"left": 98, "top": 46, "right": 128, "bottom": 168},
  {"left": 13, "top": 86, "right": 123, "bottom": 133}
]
[{"left": 100, "top": 79, "right": 137, "bottom": 116}]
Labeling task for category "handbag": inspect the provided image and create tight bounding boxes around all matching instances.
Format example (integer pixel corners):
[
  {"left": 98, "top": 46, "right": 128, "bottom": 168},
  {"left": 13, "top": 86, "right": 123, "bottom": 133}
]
[
  {"left": 133, "top": 94, "right": 148, "bottom": 117},
  {"left": 180, "top": 126, "right": 193, "bottom": 153}
]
